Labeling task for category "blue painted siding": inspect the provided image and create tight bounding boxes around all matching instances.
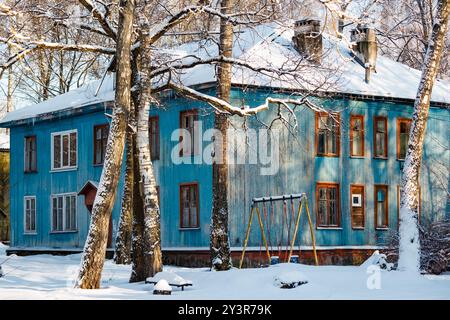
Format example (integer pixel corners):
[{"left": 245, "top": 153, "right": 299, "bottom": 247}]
[
  {"left": 5, "top": 87, "right": 449, "bottom": 252},
  {"left": 9, "top": 108, "right": 124, "bottom": 249},
  {"left": 225, "top": 89, "right": 449, "bottom": 248}
]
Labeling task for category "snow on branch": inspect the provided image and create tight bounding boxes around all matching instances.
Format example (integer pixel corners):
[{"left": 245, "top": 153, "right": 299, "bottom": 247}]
[
  {"left": 0, "top": 3, "right": 17, "bottom": 16},
  {"left": 147, "top": 5, "right": 268, "bottom": 46},
  {"left": 167, "top": 82, "right": 328, "bottom": 118},
  {"left": 151, "top": 55, "right": 310, "bottom": 79},
  {"left": 0, "top": 37, "right": 115, "bottom": 79},
  {"left": 78, "top": 0, "right": 117, "bottom": 40}
]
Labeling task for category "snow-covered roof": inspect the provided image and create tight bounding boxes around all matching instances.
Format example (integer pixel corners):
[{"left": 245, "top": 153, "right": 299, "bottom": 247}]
[
  {"left": 0, "top": 76, "right": 115, "bottom": 125},
  {"left": 169, "top": 23, "right": 450, "bottom": 103},
  {"left": 0, "top": 22, "right": 449, "bottom": 126}
]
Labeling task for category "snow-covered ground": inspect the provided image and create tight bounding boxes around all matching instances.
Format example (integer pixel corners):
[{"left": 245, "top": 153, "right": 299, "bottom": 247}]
[{"left": 1, "top": 243, "right": 449, "bottom": 300}]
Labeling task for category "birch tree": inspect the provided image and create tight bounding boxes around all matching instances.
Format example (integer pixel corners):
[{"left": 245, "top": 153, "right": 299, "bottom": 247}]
[
  {"left": 114, "top": 129, "right": 134, "bottom": 264},
  {"left": 210, "top": 0, "right": 233, "bottom": 271},
  {"left": 398, "top": 0, "right": 449, "bottom": 273},
  {"left": 76, "top": 0, "right": 135, "bottom": 288}
]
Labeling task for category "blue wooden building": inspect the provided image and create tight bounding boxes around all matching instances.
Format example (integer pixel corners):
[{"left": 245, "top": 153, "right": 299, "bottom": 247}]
[{"left": 0, "top": 21, "right": 449, "bottom": 265}]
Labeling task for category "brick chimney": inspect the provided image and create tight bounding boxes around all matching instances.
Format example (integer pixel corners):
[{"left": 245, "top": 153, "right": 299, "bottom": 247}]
[
  {"left": 292, "top": 19, "right": 323, "bottom": 64},
  {"left": 350, "top": 25, "right": 378, "bottom": 83}
]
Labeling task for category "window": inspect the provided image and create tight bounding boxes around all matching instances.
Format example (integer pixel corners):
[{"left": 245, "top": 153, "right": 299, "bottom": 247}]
[
  {"left": 24, "top": 196, "right": 36, "bottom": 233},
  {"left": 24, "top": 136, "right": 37, "bottom": 172},
  {"left": 149, "top": 116, "right": 160, "bottom": 160},
  {"left": 52, "top": 130, "right": 77, "bottom": 170},
  {"left": 350, "top": 115, "right": 364, "bottom": 157},
  {"left": 397, "top": 118, "right": 412, "bottom": 160},
  {"left": 180, "top": 183, "right": 199, "bottom": 229},
  {"left": 179, "top": 110, "right": 199, "bottom": 156},
  {"left": 350, "top": 185, "right": 365, "bottom": 229},
  {"left": 51, "top": 193, "right": 77, "bottom": 232},
  {"left": 316, "top": 112, "right": 340, "bottom": 156},
  {"left": 94, "top": 124, "right": 109, "bottom": 165},
  {"left": 375, "top": 185, "right": 388, "bottom": 229},
  {"left": 374, "top": 117, "right": 388, "bottom": 158},
  {"left": 316, "top": 183, "right": 340, "bottom": 227}
]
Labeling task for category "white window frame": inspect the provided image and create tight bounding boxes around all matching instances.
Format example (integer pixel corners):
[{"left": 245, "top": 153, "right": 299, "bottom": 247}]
[
  {"left": 50, "top": 192, "right": 78, "bottom": 233},
  {"left": 24, "top": 196, "right": 37, "bottom": 234},
  {"left": 51, "top": 129, "right": 78, "bottom": 171}
]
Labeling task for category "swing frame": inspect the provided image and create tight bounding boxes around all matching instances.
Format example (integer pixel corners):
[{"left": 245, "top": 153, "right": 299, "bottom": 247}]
[{"left": 238, "top": 193, "right": 319, "bottom": 268}]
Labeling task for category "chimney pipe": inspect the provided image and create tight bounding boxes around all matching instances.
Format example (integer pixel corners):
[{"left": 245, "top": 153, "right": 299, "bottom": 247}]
[
  {"left": 292, "top": 19, "right": 323, "bottom": 64},
  {"left": 350, "top": 25, "right": 377, "bottom": 83}
]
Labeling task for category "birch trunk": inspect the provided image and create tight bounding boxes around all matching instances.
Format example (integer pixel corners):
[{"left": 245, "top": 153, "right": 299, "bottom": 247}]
[
  {"left": 129, "top": 34, "right": 162, "bottom": 282},
  {"left": 114, "top": 127, "right": 134, "bottom": 265},
  {"left": 210, "top": 0, "right": 233, "bottom": 271},
  {"left": 76, "top": 0, "right": 135, "bottom": 289},
  {"left": 398, "top": 0, "right": 449, "bottom": 273}
]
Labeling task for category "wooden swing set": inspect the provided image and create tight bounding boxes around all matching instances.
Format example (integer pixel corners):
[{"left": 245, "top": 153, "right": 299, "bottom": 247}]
[{"left": 239, "top": 193, "right": 319, "bottom": 268}]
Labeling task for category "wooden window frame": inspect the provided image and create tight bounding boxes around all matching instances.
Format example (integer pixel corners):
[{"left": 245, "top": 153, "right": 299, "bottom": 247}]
[
  {"left": 179, "top": 109, "right": 199, "bottom": 157},
  {"left": 349, "top": 115, "right": 365, "bottom": 157},
  {"left": 397, "top": 185, "right": 421, "bottom": 229},
  {"left": 24, "top": 196, "right": 37, "bottom": 234},
  {"left": 373, "top": 116, "right": 388, "bottom": 159},
  {"left": 50, "top": 193, "right": 78, "bottom": 233},
  {"left": 24, "top": 135, "right": 37, "bottom": 173},
  {"left": 396, "top": 118, "right": 412, "bottom": 161},
  {"left": 315, "top": 112, "right": 341, "bottom": 157},
  {"left": 374, "top": 185, "right": 389, "bottom": 230},
  {"left": 93, "top": 124, "right": 109, "bottom": 166},
  {"left": 179, "top": 182, "right": 200, "bottom": 229},
  {"left": 149, "top": 116, "right": 160, "bottom": 160},
  {"left": 350, "top": 184, "right": 365, "bottom": 229},
  {"left": 316, "top": 182, "right": 341, "bottom": 228},
  {"left": 51, "top": 129, "right": 78, "bottom": 171}
]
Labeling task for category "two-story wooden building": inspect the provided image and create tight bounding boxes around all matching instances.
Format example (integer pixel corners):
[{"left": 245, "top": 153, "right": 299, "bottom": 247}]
[{"left": 0, "top": 21, "right": 448, "bottom": 265}]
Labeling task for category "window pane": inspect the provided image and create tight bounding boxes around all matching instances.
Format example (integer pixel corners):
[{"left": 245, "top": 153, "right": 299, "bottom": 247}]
[
  {"left": 70, "top": 132, "right": 77, "bottom": 167},
  {"left": 96, "top": 127, "right": 102, "bottom": 140},
  {"left": 329, "top": 130, "right": 337, "bottom": 154},
  {"left": 71, "top": 196, "right": 76, "bottom": 230},
  {"left": 25, "top": 199, "right": 30, "bottom": 231},
  {"left": 352, "top": 133, "right": 362, "bottom": 155},
  {"left": 318, "top": 131, "right": 326, "bottom": 154},
  {"left": 377, "top": 120, "right": 385, "bottom": 132},
  {"left": 329, "top": 200, "right": 336, "bottom": 225},
  {"left": 31, "top": 138, "right": 36, "bottom": 171},
  {"left": 31, "top": 199, "right": 36, "bottom": 231},
  {"left": 351, "top": 118, "right": 363, "bottom": 156},
  {"left": 318, "top": 188, "right": 327, "bottom": 225},
  {"left": 52, "top": 198, "right": 58, "bottom": 231},
  {"left": 54, "top": 135, "right": 61, "bottom": 168},
  {"left": 376, "top": 188, "right": 387, "bottom": 228},
  {"left": 400, "top": 134, "right": 408, "bottom": 159},
  {"left": 376, "top": 133, "right": 385, "bottom": 156},
  {"left": 65, "top": 196, "right": 71, "bottom": 230},
  {"left": 57, "top": 197, "right": 63, "bottom": 231},
  {"left": 329, "top": 188, "right": 337, "bottom": 225},
  {"left": 62, "top": 135, "right": 69, "bottom": 167},
  {"left": 319, "top": 115, "right": 327, "bottom": 129},
  {"left": 181, "top": 188, "right": 189, "bottom": 227},
  {"left": 25, "top": 138, "right": 30, "bottom": 171},
  {"left": 190, "top": 186, "right": 198, "bottom": 227}
]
